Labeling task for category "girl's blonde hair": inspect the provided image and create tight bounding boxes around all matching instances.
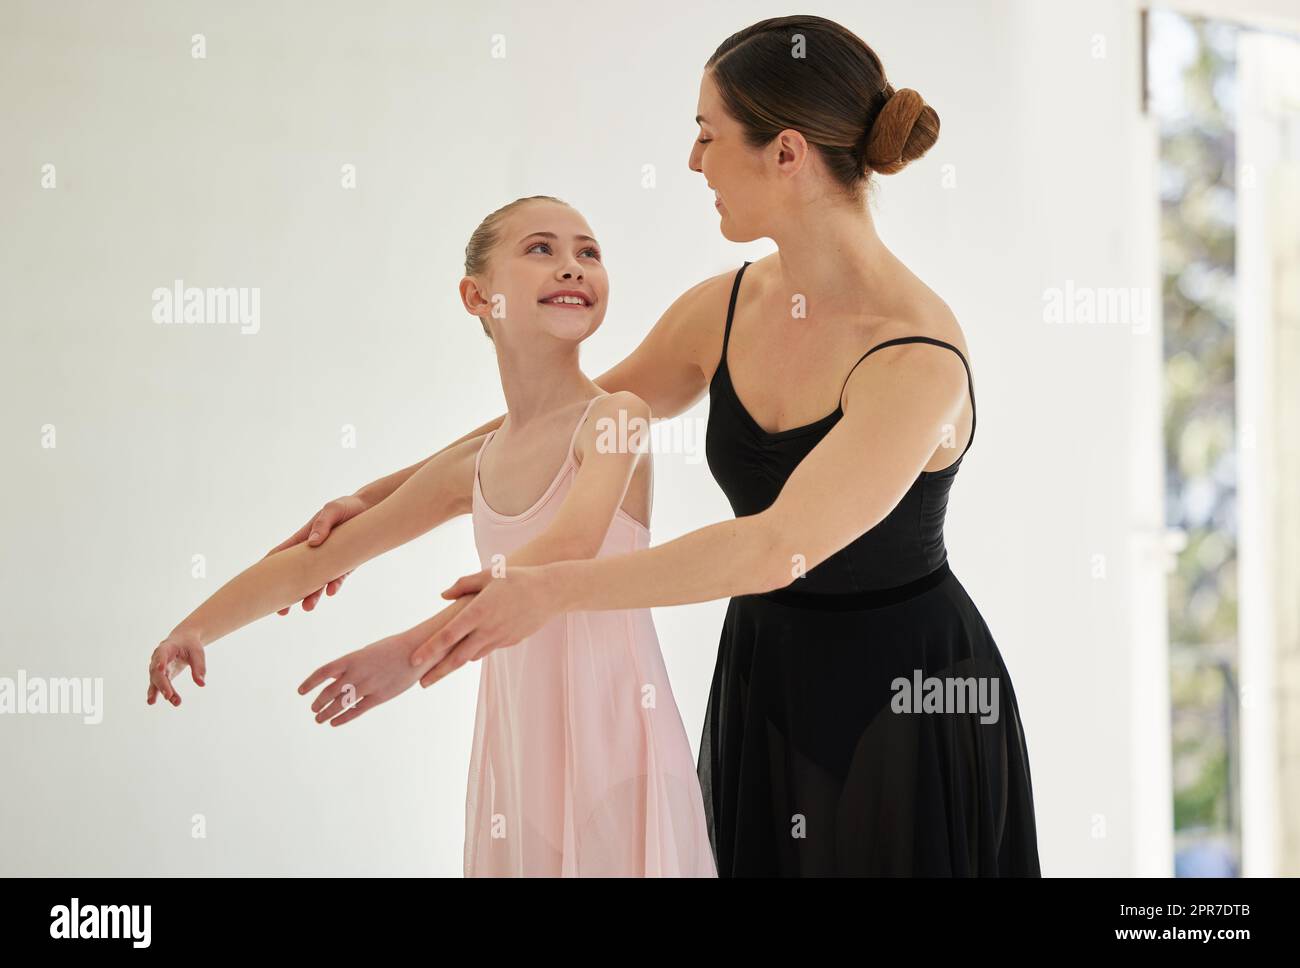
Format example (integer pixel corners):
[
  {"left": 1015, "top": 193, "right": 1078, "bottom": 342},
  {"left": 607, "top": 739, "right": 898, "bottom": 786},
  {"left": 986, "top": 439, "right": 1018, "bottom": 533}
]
[{"left": 464, "top": 194, "right": 571, "bottom": 342}]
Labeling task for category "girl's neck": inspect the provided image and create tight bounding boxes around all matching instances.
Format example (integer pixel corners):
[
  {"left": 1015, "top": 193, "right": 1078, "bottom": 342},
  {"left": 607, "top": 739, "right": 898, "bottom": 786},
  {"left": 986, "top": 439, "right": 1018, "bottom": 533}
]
[{"left": 493, "top": 343, "right": 596, "bottom": 430}]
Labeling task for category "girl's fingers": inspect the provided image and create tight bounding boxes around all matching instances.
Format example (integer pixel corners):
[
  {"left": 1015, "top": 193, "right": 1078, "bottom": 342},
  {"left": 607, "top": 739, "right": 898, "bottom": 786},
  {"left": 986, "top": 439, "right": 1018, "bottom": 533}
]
[
  {"left": 297, "top": 663, "right": 341, "bottom": 696},
  {"left": 149, "top": 659, "right": 175, "bottom": 703},
  {"left": 314, "top": 688, "right": 360, "bottom": 723},
  {"left": 301, "top": 587, "right": 324, "bottom": 611},
  {"left": 186, "top": 646, "right": 206, "bottom": 686},
  {"left": 310, "top": 678, "right": 349, "bottom": 714},
  {"left": 326, "top": 694, "right": 375, "bottom": 727},
  {"left": 314, "top": 696, "right": 344, "bottom": 722}
]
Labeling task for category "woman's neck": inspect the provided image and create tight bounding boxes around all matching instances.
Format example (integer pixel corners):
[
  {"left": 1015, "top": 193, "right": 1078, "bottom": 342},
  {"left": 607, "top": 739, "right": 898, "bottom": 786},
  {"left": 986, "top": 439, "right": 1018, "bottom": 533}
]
[{"left": 769, "top": 197, "right": 903, "bottom": 315}]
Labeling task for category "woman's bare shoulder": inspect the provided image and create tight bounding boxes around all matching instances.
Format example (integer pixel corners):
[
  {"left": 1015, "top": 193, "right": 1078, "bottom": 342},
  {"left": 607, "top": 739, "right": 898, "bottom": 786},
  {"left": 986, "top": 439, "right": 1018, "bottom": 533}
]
[
  {"left": 653, "top": 264, "right": 749, "bottom": 377},
  {"left": 862, "top": 280, "right": 971, "bottom": 367}
]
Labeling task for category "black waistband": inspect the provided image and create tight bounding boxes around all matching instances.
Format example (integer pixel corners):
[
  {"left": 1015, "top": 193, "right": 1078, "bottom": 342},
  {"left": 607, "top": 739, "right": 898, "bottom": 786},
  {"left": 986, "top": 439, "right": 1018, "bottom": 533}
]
[{"left": 754, "top": 560, "right": 952, "bottom": 611}]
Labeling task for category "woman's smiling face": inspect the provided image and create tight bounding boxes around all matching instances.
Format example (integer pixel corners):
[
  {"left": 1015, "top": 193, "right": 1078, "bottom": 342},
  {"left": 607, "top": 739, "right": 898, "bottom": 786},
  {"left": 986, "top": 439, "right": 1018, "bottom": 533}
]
[
  {"left": 467, "top": 200, "right": 609, "bottom": 345},
  {"left": 689, "top": 70, "right": 777, "bottom": 243}
]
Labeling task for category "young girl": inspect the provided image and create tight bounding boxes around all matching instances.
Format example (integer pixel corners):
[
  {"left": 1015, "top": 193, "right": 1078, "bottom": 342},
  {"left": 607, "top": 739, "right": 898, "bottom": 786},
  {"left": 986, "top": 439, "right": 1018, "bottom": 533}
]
[{"left": 147, "top": 195, "right": 716, "bottom": 877}]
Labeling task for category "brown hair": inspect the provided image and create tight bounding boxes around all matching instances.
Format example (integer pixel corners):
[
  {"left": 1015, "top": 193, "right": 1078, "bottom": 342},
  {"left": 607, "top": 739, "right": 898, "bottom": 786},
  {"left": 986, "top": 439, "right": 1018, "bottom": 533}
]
[
  {"left": 463, "top": 194, "right": 571, "bottom": 341},
  {"left": 705, "top": 16, "right": 939, "bottom": 201}
]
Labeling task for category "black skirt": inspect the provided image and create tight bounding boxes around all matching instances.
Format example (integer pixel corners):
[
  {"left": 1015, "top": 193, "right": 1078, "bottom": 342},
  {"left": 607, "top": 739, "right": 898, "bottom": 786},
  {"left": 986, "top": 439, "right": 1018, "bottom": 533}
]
[{"left": 697, "top": 560, "right": 1042, "bottom": 876}]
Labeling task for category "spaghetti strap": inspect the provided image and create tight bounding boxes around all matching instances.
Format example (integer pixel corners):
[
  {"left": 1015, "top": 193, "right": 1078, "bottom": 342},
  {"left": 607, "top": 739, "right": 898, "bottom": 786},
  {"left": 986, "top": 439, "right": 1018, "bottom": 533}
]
[
  {"left": 719, "top": 261, "right": 753, "bottom": 361},
  {"left": 838, "top": 336, "right": 977, "bottom": 460},
  {"left": 475, "top": 392, "right": 608, "bottom": 496},
  {"left": 566, "top": 392, "right": 610, "bottom": 464},
  {"left": 473, "top": 427, "right": 496, "bottom": 479}
]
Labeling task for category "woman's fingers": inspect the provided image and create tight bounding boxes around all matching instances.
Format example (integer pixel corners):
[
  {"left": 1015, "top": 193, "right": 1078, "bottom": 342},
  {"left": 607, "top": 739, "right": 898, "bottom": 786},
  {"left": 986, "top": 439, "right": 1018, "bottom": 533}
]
[
  {"left": 441, "top": 570, "right": 489, "bottom": 600},
  {"left": 271, "top": 503, "right": 359, "bottom": 613},
  {"left": 420, "top": 630, "right": 490, "bottom": 688},
  {"left": 410, "top": 609, "right": 470, "bottom": 667},
  {"left": 307, "top": 502, "right": 350, "bottom": 546},
  {"left": 265, "top": 518, "right": 312, "bottom": 558}
]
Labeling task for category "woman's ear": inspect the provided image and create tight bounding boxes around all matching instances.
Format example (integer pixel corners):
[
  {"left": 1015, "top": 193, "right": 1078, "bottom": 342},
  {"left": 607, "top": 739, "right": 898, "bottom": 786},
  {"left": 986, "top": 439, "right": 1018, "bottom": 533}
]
[{"left": 773, "top": 127, "right": 810, "bottom": 177}]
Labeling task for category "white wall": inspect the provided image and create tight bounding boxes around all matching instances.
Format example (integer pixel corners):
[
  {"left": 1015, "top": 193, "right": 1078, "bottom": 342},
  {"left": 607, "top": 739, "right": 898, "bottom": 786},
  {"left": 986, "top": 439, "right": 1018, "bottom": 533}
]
[{"left": 0, "top": 0, "right": 1162, "bottom": 875}]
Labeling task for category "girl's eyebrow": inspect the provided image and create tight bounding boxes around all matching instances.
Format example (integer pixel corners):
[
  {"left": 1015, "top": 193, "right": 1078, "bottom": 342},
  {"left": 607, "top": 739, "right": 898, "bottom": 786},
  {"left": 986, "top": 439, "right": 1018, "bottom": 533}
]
[
  {"left": 695, "top": 114, "right": 710, "bottom": 124},
  {"left": 517, "top": 231, "right": 599, "bottom": 246}
]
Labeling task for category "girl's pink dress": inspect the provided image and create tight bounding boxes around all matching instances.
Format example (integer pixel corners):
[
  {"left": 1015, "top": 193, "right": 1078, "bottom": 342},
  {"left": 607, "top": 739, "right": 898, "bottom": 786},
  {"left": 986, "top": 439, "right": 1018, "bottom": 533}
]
[{"left": 464, "top": 394, "right": 716, "bottom": 877}]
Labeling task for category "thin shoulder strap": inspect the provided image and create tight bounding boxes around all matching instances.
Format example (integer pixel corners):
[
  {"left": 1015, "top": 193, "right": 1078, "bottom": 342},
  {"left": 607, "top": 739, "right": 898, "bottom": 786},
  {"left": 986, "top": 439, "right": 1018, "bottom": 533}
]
[
  {"left": 720, "top": 261, "right": 752, "bottom": 360},
  {"left": 473, "top": 428, "right": 497, "bottom": 480},
  {"left": 567, "top": 393, "right": 610, "bottom": 463},
  {"left": 838, "top": 336, "right": 977, "bottom": 460}
]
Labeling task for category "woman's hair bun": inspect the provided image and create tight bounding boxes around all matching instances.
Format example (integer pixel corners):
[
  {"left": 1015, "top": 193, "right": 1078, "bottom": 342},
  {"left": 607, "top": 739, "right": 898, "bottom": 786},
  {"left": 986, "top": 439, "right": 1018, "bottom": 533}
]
[
  {"left": 861, "top": 85, "right": 940, "bottom": 175},
  {"left": 707, "top": 16, "right": 942, "bottom": 198}
]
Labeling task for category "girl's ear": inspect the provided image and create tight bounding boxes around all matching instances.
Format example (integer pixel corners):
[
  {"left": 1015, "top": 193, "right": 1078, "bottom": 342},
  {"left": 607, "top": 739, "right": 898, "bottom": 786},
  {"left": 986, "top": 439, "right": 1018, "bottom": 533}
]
[
  {"left": 460, "top": 276, "right": 497, "bottom": 343},
  {"left": 461, "top": 275, "right": 497, "bottom": 323},
  {"left": 459, "top": 275, "right": 486, "bottom": 314}
]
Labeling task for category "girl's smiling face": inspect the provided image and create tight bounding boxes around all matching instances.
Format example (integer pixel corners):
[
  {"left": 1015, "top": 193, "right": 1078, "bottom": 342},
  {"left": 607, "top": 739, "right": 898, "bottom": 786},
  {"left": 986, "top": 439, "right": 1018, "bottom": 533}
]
[{"left": 463, "top": 199, "right": 609, "bottom": 346}]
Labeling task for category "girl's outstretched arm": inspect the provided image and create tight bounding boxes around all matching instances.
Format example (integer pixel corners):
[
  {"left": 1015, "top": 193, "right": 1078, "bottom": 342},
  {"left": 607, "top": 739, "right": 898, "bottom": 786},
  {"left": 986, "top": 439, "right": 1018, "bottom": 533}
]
[
  {"left": 147, "top": 433, "right": 483, "bottom": 705},
  {"left": 294, "top": 391, "right": 652, "bottom": 726}
]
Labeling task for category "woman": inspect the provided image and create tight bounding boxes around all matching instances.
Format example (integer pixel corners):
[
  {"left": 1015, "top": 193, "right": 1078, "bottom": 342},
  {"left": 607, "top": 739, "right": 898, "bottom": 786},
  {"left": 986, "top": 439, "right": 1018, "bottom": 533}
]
[{"left": 276, "top": 15, "right": 1041, "bottom": 876}]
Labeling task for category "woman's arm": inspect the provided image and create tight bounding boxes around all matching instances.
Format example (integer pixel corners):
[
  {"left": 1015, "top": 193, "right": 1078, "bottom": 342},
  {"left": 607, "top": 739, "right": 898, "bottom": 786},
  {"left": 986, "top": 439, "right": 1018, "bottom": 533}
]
[
  {"left": 559, "top": 344, "right": 969, "bottom": 606},
  {"left": 413, "top": 343, "right": 969, "bottom": 676},
  {"left": 170, "top": 433, "right": 483, "bottom": 648}
]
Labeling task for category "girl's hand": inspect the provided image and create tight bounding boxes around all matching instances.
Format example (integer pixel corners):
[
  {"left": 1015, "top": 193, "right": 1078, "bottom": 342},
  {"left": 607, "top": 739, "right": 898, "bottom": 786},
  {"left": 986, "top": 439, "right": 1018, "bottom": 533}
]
[
  {"left": 297, "top": 630, "right": 426, "bottom": 727},
  {"left": 265, "top": 494, "right": 369, "bottom": 614},
  {"left": 413, "top": 565, "right": 558, "bottom": 688},
  {"left": 147, "top": 629, "right": 206, "bottom": 707}
]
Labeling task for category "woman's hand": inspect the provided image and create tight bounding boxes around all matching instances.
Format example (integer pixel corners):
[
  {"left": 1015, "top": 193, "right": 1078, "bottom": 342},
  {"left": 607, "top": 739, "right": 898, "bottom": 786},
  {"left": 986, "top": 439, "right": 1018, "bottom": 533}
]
[
  {"left": 265, "top": 495, "right": 369, "bottom": 614},
  {"left": 147, "top": 628, "right": 206, "bottom": 707},
  {"left": 412, "top": 564, "right": 560, "bottom": 688},
  {"left": 297, "top": 629, "right": 427, "bottom": 727}
]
